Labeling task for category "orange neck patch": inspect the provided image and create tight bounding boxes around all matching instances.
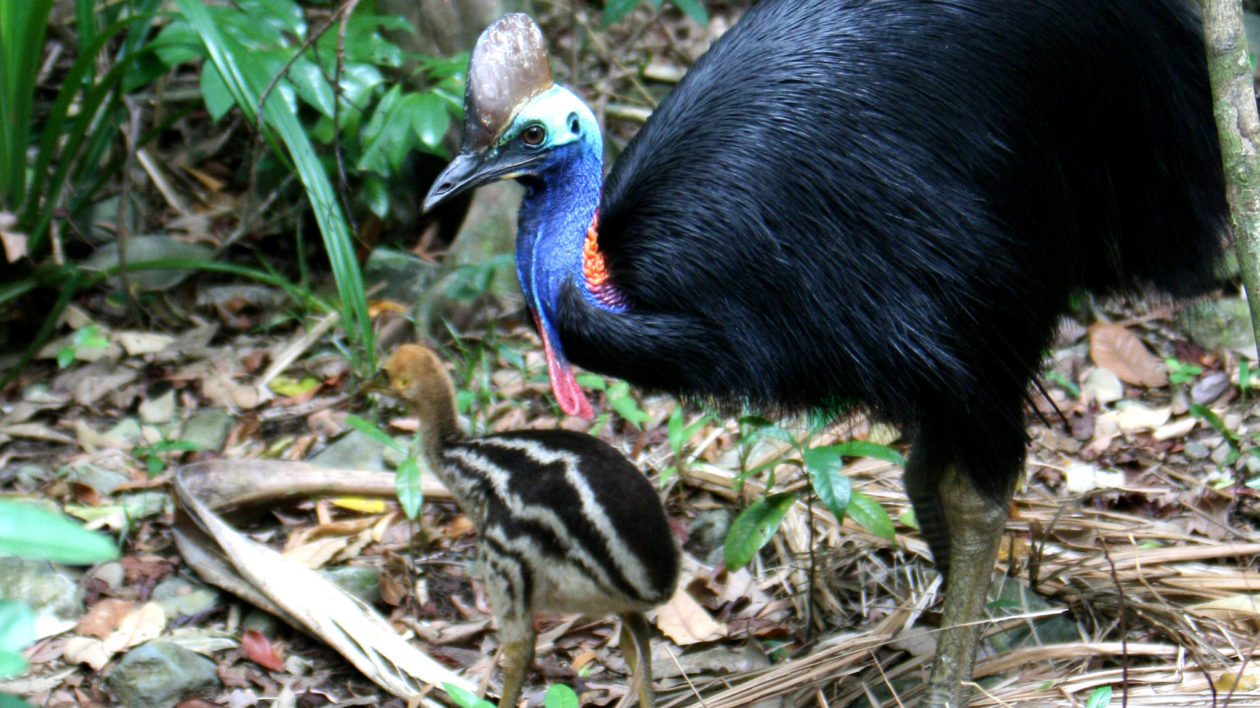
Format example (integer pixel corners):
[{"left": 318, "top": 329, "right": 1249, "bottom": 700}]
[{"left": 581, "top": 211, "right": 627, "bottom": 309}]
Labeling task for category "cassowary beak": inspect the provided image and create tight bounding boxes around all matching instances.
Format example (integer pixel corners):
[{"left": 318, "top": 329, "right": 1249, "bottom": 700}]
[{"left": 421, "top": 147, "right": 545, "bottom": 214}]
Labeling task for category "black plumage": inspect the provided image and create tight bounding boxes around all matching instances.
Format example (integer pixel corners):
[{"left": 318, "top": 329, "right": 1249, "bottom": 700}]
[{"left": 422, "top": 1, "right": 1228, "bottom": 704}]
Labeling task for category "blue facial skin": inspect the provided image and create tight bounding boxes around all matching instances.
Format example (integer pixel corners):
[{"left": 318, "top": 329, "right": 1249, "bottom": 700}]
[{"left": 508, "top": 86, "right": 618, "bottom": 362}]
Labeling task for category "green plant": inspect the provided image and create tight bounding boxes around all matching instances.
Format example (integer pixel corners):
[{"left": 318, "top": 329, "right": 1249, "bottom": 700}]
[
  {"left": 443, "top": 682, "right": 496, "bottom": 708},
  {"left": 346, "top": 414, "right": 424, "bottom": 519},
  {"left": 602, "top": 0, "right": 709, "bottom": 27},
  {"left": 1084, "top": 685, "right": 1112, "bottom": 708},
  {"left": 1165, "top": 357, "right": 1202, "bottom": 385},
  {"left": 724, "top": 417, "right": 900, "bottom": 570},
  {"left": 0, "top": 601, "right": 34, "bottom": 681},
  {"left": 661, "top": 407, "right": 709, "bottom": 483},
  {"left": 134, "top": 438, "right": 203, "bottom": 475},
  {"left": 56, "top": 325, "right": 110, "bottom": 368},
  {"left": 543, "top": 684, "right": 578, "bottom": 708}
]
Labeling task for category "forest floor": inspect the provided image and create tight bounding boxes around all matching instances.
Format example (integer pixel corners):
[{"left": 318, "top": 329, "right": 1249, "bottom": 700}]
[{"left": 3, "top": 2, "right": 1260, "bottom": 708}]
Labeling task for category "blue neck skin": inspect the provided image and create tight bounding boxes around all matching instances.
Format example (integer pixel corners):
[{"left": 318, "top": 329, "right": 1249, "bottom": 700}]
[{"left": 516, "top": 133, "right": 618, "bottom": 343}]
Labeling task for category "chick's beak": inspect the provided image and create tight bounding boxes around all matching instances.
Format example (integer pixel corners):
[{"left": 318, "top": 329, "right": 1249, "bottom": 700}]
[{"left": 358, "top": 369, "right": 391, "bottom": 397}]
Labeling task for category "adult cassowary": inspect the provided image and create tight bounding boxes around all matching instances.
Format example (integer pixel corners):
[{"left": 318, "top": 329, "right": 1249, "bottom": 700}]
[{"left": 422, "top": 1, "right": 1227, "bottom": 705}]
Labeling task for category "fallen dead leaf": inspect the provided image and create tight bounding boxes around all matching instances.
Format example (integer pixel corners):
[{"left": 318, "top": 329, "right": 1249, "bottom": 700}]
[
  {"left": 102, "top": 602, "right": 166, "bottom": 655},
  {"left": 76, "top": 598, "right": 137, "bottom": 639},
  {"left": 241, "top": 629, "right": 284, "bottom": 672},
  {"left": 114, "top": 331, "right": 176, "bottom": 356},
  {"left": 654, "top": 588, "right": 726, "bottom": 645},
  {"left": 62, "top": 636, "right": 113, "bottom": 671},
  {"left": 1088, "top": 322, "right": 1168, "bottom": 387}
]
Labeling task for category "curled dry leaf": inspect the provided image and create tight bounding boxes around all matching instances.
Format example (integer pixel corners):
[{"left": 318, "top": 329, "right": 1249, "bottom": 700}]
[
  {"left": 653, "top": 588, "right": 726, "bottom": 645},
  {"left": 1088, "top": 322, "right": 1168, "bottom": 387}
]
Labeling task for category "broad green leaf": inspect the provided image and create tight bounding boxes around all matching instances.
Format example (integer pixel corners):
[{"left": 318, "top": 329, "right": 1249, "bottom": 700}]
[
  {"left": 200, "top": 61, "right": 236, "bottom": 121},
  {"left": 361, "top": 174, "right": 390, "bottom": 219},
  {"left": 671, "top": 0, "right": 709, "bottom": 25},
  {"left": 823, "top": 440, "right": 906, "bottom": 467},
  {"left": 396, "top": 457, "right": 424, "bottom": 519},
  {"left": 443, "top": 682, "right": 496, "bottom": 708},
  {"left": 411, "top": 92, "right": 451, "bottom": 150},
  {"left": 724, "top": 492, "right": 794, "bottom": 570},
  {"left": 607, "top": 381, "right": 650, "bottom": 429},
  {"left": 0, "top": 695, "right": 36, "bottom": 708},
  {"left": 0, "top": 602, "right": 34, "bottom": 654},
  {"left": 804, "top": 448, "right": 851, "bottom": 523},
  {"left": 0, "top": 650, "right": 27, "bottom": 681},
  {"left": 1085, "top": 685, "right": 1112, "bottom": 708},
  {"left": 288, "top": 58, "right": 336, "bottom": 118},
  {"left": 575, "top": 373, "right": 607, "bottom": 391},
  {"left": 345, "top": 415, "right": 407, "bottom": 452},
  {"left": 544, "top": 684, "right": 579, "bottom": 708},
  {"left": 846, "top": 491, "right": 895, "bottom": 540},
  {"left": 0, "top": 500, "right": 119, "bottom": 564},
  {"left": 602, "top": 0, "right": 641, "bottom": 27}
]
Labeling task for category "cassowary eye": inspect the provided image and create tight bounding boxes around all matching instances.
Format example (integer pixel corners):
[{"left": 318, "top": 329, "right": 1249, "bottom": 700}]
[
  {"left": 568, "top": 114, "right": 580, "bottom": 134},
  {"left": 521, "top": 124, "right": 546, "bottom": 146}
]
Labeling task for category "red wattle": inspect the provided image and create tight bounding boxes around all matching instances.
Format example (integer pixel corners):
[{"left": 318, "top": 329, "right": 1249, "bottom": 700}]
[{"left": 533, "top": 311, "right": 594, "bottom": 419}]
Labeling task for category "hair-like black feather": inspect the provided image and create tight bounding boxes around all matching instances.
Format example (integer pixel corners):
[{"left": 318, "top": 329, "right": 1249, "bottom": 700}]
[{"left": 557, "top": 0, "right": 1226, "bottom": 515}]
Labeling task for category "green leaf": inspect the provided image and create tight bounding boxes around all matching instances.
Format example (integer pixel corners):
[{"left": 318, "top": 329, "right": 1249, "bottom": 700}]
[
  {"left": 607, "top": 381, "right": 650, "bottom": 429},
  {"left": 0, "top": 500, "right": 119, "bottom": 564},
  {"left": 443, "top": 683, "right": 496, "bottom": 708},
  {"left": 345, "top": 415, "right": 407, "bottom": 452},
  {"left": 200, "top": 58, "right": 236, "bottom": 121},
  {"left": 288, "top": 58, "right": 336, "bottom": 117},
  {"left": 846, "top": 491, "right": 895, "bottom": 540},
  {"left": 821, "top": 440, "right": 906, "bottom": 467},
  {"left": 0, "top": 601, "right": 35, "bottom": 654},
  {"left": 670, "top": 0, "right": 709, "bottom": 25},
  {"left": 602, "top": 0, "right": 641, "bottom": 27},
  {"left": 804, "top": 447, "right": 851, "bottom": 523},
  {"left": 0, "top": 650, "right": 28, "bottom": 682},
  {"left": 396, "top": 457, "right": 424, "bottom": 520},
  {"left": 0, "top": 693, "right": 36, "bottom": 708},
  {"left": 544, "top": 684, "right": 579, "bottom": 708},
  {"left": 724, "top": 492, "right": 794, "bottom": 570},
  {"left": 1084, "top": 684, "right": 1112, "bottom": 708},
  {"left": 411, "top": 92, "right": 451, "bottom": 151}
]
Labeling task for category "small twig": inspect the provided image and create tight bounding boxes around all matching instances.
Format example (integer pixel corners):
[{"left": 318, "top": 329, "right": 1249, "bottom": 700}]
[
  {"left": 330, "top": 0, "right": 361, "bottom": 238},
  {"left": 1100, "top": 539, "right": 1130, "bottom": 708},
  {"left": 252, "top": 2, "right": 354, "bottom": 137},
  {"left": 116, "top": 95, "right": 144, "bottom": 323}
]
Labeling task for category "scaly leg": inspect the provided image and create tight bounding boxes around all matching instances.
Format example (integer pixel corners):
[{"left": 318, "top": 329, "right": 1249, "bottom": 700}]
[
  {"left": 619, "top": 612, "right": 655, "bottom": 708},
  {"left": 922, "top": 463, "right": 1009, "bottom": 708},
  {"left": 497, "top": 620, "right": 536, "bottom": 708}
]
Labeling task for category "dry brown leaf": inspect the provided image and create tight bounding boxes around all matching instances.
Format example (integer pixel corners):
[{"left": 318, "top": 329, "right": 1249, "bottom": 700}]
[
  {"left": 102, "top": 602, "right": 166, "bottom": 655},
  {"left": 283, "top": 535, "right": 349, "bottom": 569},
  {"left": 241, "top": 629, "right": 284, "bottom": 671},
  {"left": 62, "top": 636, "right": 112, "bottom": 671},
  {"left": 654, "top": 588, "right": 726, "bottom": 645},
  {"left": 1088, "top": 322, "right": 1168, "bottom": 387},
  {"left": 76, "top": 599, "right": 137, "bottom": 639},
  {"left": 1192, "top": 594, "right": 1260, "bottom": 631}
]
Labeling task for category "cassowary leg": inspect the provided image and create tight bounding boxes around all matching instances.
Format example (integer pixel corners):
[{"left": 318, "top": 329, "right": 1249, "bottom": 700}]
[
  {"left": 486, "top": 557, "right": 535, "bottom": 707},
  {"left": 922, "top": 462, "right": 1010, "bottom": 708},
  {"left": 619, "top": 612, "right": 656, "bottom": 708},
  {"left": 497, "top": 620, "right": 536, "bottom": 708}
]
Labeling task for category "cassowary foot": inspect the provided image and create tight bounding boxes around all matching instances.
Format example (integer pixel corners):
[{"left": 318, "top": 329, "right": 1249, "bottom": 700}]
[
  {"left": 922, "top": 464, "right": 1008, "bottom": 708},
  {"left": 498, "top": 635, "right": 537, "bottom": 708},
  {"left": 619, "top": 612, "right": 656, "bottom": 708}
]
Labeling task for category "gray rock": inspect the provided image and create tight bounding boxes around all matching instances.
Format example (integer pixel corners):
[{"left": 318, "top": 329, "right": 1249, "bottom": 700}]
[
  {"left": 82, "top": 235, "right": 215, "bottom": 292},
  {"left": 1191, "top": 371, "right": 1232, "bottom": 405},
  {"left": 151, "top": 577, "right": 221, "bottom": 621},
  {"left": 106, "top": 641, "right": 220, "bottom": 708},
  {"left": 1184, "top": 441, "right": 1211, "bottom": 460},
  {"left": 321, "top": 565, "right": 381, "bottom": 606},
  {"left": 1175, "top": 297, "right": 1256, "bottom": 352},
  {"left": 689, "top": 509, "right": 732, "bottom": 566},
  {"left": 363, "top": 248, "right": 441, "bottom": 306},
  {"left": 181, "top": 408, "right": 233, "bottom": 454},
  {"left": 0, "top": 558, "right": 82, "bottom": 637},
  {"left": 310, "top": 429, "right": 389, "bottom": 471}
]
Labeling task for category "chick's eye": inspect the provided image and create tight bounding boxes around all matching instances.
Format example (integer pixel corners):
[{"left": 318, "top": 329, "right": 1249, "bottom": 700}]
[{"left": 521, "top": 124, "right": 545, "bottom": 146}]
